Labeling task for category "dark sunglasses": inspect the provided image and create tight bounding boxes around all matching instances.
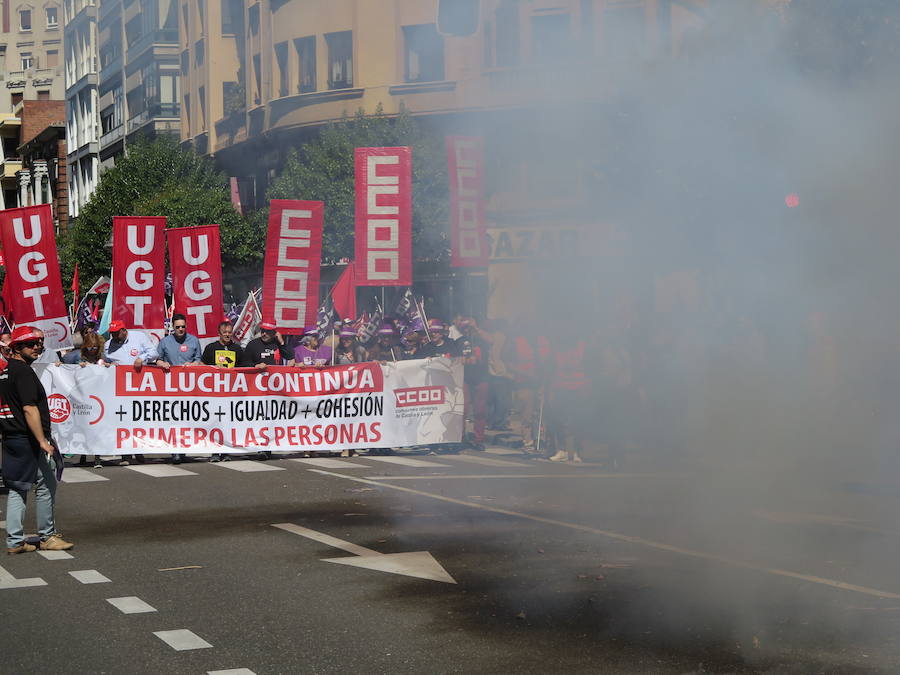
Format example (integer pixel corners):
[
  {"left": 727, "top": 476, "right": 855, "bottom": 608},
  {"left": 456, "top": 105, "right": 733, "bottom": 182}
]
[
  {"left": 173, "top": 324, "right": 187, "bottom": 329},
  {"left": 21, "top": 340, "right": 44, "bottom": 349}
]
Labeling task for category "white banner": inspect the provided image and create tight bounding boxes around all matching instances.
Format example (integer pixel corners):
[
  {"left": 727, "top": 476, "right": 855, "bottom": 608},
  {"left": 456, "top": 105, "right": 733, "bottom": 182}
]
[{"left": 38, "top": 359, "right": 464, "bottom": 455}]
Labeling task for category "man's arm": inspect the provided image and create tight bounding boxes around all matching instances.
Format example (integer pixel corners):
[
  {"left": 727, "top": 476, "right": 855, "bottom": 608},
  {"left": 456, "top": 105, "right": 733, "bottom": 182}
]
[{"left": 23, "top": 405, "right": 53, "bottom": 456}]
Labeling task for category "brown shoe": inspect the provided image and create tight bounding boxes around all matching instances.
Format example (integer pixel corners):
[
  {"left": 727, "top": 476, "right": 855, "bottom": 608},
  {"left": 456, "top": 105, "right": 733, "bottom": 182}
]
[
  {"left": 7, "top": 543, "right": 37, "bottom": 555},
  {"left": 39, "top": 535, "right": 74, "bottom": 551}
]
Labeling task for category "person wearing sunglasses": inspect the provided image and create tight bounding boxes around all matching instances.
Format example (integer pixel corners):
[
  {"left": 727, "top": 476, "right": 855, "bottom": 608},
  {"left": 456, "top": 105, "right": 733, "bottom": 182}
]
[{"left": 1, "top": 326, "right": 73, "bottom": 554}]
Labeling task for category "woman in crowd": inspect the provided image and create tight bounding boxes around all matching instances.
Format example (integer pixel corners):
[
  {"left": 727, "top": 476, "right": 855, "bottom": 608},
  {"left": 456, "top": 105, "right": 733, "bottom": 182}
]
[{"left": 335, "top": 328, "right": 368, "bottom": 364}]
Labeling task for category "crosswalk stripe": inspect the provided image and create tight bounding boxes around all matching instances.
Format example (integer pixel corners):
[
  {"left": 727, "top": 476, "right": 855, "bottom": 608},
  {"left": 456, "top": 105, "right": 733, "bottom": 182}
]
[
  {"left": 443, "top": 454, "right": 529, "bottom": 467},
  {"left": 69, "top": 570, "right": 111, "bottom": 584},
  {"left": 364, "top": 456, "right": 451, "bottom": 468},
  {"left": 62, "top": 468, "right": 109, "bottom": 483},
  {"left": 38, "top": 550, "right": 73, "bottom": 560},
  {"left": 153, "top": 629, "right": 212, "bottom": 650},
  {"left": 125, "top": 465, "right": 197, "bottom": 478},
  {"left": 208, "top": 670, "right": 257, "bottom": 675},
  {"left": 210, "top": 460, "right": 284, "bottom": 472},
  {"left": 290, "top": 457, "right": 369, "bottom": 469},
  {"left": 108, "top": 596, "right": 157, "bottom": 614}
]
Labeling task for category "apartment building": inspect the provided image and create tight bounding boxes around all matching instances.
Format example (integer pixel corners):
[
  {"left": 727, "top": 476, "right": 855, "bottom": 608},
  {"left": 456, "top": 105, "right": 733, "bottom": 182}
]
[
  {"left": 96, "top": 0, "right": 180, "bottom": 167},
  {"left": 64, "top": 0, "right": 98, "bottom": 217},
  {"left": 0, "top": 0, "right": 66, "bottom": 210}
]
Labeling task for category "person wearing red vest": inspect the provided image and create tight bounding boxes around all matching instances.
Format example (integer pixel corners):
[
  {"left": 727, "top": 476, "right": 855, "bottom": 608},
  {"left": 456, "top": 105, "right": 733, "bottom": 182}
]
[
  {"left": 545, "top": 333, "right": 590, "bottom": 462},
  {"left": 507, "top": 321, "right": 543, "bottom": 452}
]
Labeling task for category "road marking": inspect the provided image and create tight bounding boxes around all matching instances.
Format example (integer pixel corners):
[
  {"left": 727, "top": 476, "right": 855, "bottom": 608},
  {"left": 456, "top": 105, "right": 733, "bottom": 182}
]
[
  {"left": 211, "top": 460, "right": 284, "bottom": 473},
  {"left": 0, "top": 564, "right": 46, "bottom": 589},
  {"left": 153, "top": 629, "right": 212, "bottom": 650},
  {"left": 69, "top": 570, "right": 111, "bottom": 584},
  {"left": 309, "top": 469, "right": 900, "bottom": 600},
  {"left": 208, "top": 670, "right": 257, "bottom": 675},
  {"left": 366, "top": 473, "right": 677, "bottom": 480},
  {"left": 484, "top": 447, "right": 522, "bottom": 455},
  {"left": 62, "top": 468, "right": 109, "bottom": 483},
  {"left": 272, "top": 523, "right": 456, "bottom": 584},
  {"left": 364, "top": 457, "right": 451, "bottom": 468},
  {"left": 443, "top": 454, "right": 530, "bottom": 467},
  {"left": 126, "top": 465, "right": 197, "bottom": 478},
  {"left": 107, "top": 596, "right": 157, "bottom": 614},
  {"left": 38, "top": 550, "right": 73, "bottom": 560},
  {"left": 290, "top": 458, "right": 369, "bottom": 469}
]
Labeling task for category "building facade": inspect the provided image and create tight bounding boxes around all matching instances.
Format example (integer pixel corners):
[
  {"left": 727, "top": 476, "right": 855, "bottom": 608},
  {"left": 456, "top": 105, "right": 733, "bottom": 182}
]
[
  {"left": 179, "top": 0, "right": 709, "bottom": 318},
  {"left": 64, "top": 0, "right": 98, "bottom": 217},
  {"left": 96, "top": 0, "right": 180, "bottom": 168}
]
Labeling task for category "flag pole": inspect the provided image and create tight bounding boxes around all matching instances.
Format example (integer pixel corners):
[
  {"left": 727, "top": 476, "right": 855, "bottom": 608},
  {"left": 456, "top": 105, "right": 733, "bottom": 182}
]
[{"left": 416, "top": 295, "right": 433, "bottom": 343}]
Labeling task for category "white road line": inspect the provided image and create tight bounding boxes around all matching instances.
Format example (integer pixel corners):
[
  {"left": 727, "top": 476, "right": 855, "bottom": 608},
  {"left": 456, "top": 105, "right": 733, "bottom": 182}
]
[
  {"left": 483, "top": 447, "right": 523, "bottom": 456},
  {"left": 208, "top": 669, "right": 257, "bottom": 675},
  {"left": 126, "top": 465, "right": 197, "bottom": 478},
  {"left": 364, "top": 456, "right": 451, "bottom": 468},
  {"left": 62, "top": 468, "right": 109, "bottom": 483},
  {"left": 272, "top": 523, "right": 375, "bottom": 556},
  {"left": 69, "top": 569, "right": 111, "bottom": 584},
  {"left": 211, "top": 460, "right": 285, "bottom": 473},
  {"left": 153, "top": 629, "right": 212, "bottom": 650},
  {"left": 290, "top": 457, "right": 369, "bottom": 469},
  {"left": 367, "top": 473, "right": 679, "bottom": 481},
  {"left": 309, "top": 469, "right": 900, "bottom": 601},
  {"left": 0, "top": 564, "right": 46, "bottom": 589},
  {"left": 107, "top": 596, "right": 157, "bottom": 614},
  {"left": 38, "top": 550, "right": 73, "bottom": 560},
  {"left": 443, "top": 454, "right": 530, "bottom": 467}
]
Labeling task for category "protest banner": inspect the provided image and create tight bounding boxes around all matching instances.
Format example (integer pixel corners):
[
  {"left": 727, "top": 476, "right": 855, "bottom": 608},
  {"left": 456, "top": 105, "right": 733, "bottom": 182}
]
[
  {"left": 0, "top": 204, "right": 72, "bottom": 349},
  {"left": 112, "top": 216, "right": 167, "bottom": 343},
  {"left": 39, "top": 358, "right": 464, "bottom": 455},
  {"left": 262, "top": 200, "right": 323, "bottom": 334},
  {"left": 233, "top": 291, "right": 261, "bottom": 347},
  {"left": 447, "top": 136, "right": 488, "bottom": 267},
  {"left": 354, "top": 147, "right": 412, "bottom": 286},
  {"left": 168, "top": 225, "right": 224, "bottom": 338}
]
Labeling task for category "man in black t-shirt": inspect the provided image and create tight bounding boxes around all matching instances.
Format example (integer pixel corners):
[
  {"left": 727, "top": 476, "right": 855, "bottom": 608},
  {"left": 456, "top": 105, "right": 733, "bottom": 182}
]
[
  {"left": 1, "top": 326, "right": 73, "bottom": 554},
  {"left": 416, "top": 319, "right": 461, "bottom": 359},
  {"left": 240, "top": 322, "right": 294, "bottom": 367},
  {"left": 202, "top": 320, "right": 244, "bottom": 368}
]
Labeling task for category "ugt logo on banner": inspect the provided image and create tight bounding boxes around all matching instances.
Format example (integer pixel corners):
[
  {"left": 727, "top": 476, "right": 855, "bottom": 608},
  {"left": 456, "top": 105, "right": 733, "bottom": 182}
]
[
  {"left": 0, "top": 204, "right": 72, "bottom": 349},
  {"left": 167, "top": 225, "right": 224, "bottom": 338},
  {"left": 112, "top": 216, "right": 166, "bottom": 342},
  {"left": 261, "top": 200, "right": 324, "bottom": 334},
  {"left": 354, "top": 147, "right": 412, "bottom": 286}
]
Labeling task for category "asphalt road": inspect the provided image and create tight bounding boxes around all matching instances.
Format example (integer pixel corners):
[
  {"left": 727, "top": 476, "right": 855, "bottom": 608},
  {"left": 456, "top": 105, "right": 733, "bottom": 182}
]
[{"left": 2, "top": 449, "right": 899, "bottom": 674}]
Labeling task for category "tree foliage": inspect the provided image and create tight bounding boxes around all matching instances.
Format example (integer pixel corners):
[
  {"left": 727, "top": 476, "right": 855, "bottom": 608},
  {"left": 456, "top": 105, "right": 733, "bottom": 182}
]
[
  {"left": 59, "top": 135, "right": 264, "bottom": 293},
  {"left": 265, "top": 105, "right": 450, "bottom": 264}
]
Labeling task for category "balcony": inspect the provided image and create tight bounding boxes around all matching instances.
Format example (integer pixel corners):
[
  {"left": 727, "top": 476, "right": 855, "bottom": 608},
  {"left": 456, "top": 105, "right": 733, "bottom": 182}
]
[
  {"left": 99, "top": 124, "right": 124, "bottom": 147},
  {"left": 127, "top": 102, "right": 180, "bottom": 133},
  {"left": 127, "top": 29, "right": 178, "bottom": 59},
  {"left": 0, "top": 157, "right": 22, "bottom": 179}
]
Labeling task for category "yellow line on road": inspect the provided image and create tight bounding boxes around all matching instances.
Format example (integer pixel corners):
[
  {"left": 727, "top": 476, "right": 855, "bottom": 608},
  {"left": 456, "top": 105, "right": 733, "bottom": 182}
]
[{"left": 309, "top": 469, "right": 900, "bottom": 600}]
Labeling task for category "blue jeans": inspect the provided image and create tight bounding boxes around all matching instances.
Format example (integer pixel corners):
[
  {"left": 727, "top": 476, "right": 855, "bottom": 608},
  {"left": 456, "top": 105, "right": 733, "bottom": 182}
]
[{"left": 5, "top": 453, "right": 57, "bottom": 548}]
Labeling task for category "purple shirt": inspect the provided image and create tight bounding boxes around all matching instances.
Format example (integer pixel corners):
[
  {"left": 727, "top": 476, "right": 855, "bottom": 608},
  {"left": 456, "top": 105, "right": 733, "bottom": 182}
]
[{"left": 294, "top": 344, "right": 333, "bottom": 366}]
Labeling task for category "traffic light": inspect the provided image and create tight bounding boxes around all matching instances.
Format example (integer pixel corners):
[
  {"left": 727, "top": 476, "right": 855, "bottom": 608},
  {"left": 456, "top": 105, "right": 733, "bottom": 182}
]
[{"left": 437, "top": 0, "right": 480, "bottom": 37}]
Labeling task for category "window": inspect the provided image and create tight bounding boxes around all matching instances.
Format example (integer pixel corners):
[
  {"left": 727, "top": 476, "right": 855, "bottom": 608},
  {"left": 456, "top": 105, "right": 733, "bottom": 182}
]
[
  {"left": 183, "top": 93, "right": 190, "bottom": 128},
  {"left": 198, "top": 85, "right": 206, "bottom": 126},
  {"left": 195, "top": 39, "right": 204, "bottom": 66},
  {"left": 0, "top": 46, "right": 6, "bottom": 73},
  {"left": 21, "top": 52, "right": 33, "bottom": 69},
  {"left": 274, "top": 41, "right": 288, "bottom": 97},
  {"left": 37, "top": 90, "right": 50, "bottom": 100},
  {"left": 46, "top": 6, "right": 58, "bottom": 28},
  {"left": 295, "top": 36, "right": 316, "bottom": 93},
  {"left": 47, "top": 49, "right": 58, "bottom": 67},
  {"left": 159, "top": 72, "right": 179, "bottom": 116},
  {"left": 222, "top": 80, "right": 243, "bottom": 113},
  {"left": 531, "top": 13, "right": 571, "bottom": 63},
  {"left": 248, "top": 3, "right": 259, "bottom": 36},
  {"left": 2, "top": 135, "right": 19, "bottom": 160},
  {"left": 403, "top": 24, "right": 444, "bottom": 83},
  {"left": 11, "top": 93, "right": 23, "bottom": 108},
  {"left": 221, "top": 0, "right": 241, "bottom": 35},
  {"left": 252, "top": 52, "right": 261, "bottom": 103},
  {"left": 495, "top": 4, "right": 519, "bottom": 67},
  {"left": 326, "top": 31, "right": 352, "bottom": 89},
  {"left": 181, "top": 49, "right": 189, "bottom": 75},
  {"left": 20, "top": 9, "right": 32, "bottom": 31}
]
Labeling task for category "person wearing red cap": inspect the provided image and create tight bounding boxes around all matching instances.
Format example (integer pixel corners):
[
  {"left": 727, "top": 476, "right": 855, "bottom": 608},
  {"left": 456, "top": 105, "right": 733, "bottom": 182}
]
[
  {"left": 1, "top": 326, "right": 73, "bottom": 554},
  {"left": 103, "top": 320, "right": 158, "bottom": 367},
  {"left": 240, "top": 322, "right": 293, "bottom": 368}
]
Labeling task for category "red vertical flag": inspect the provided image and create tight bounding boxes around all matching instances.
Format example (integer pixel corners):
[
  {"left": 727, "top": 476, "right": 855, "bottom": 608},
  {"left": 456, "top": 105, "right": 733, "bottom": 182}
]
[
  {"left": 167, "top": 225, "right": 224, "bottom": 339},
  {"left": 112, "top": 216, "right": 167, "bottom": 343},
  {"left": 354, "top": 146, "right": 412, "bottom": 286},
  {"left": 331, "top": 263, "right": 357, "bottom": 320},
  {"left": 0, "top": 204, "right": 72, "bottom": 349},
  {"left": 262, "top": 200, "right": 324, "bottom": 334},
  {"left": 447, "top": 136, "right": 488, "bottom": 267}
]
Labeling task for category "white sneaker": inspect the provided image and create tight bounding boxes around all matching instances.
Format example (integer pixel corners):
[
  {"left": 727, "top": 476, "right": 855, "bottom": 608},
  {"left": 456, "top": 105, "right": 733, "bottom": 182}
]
[
  {"left": 549, "top": 451, "right": 568, "bottom": 462},
  {"left": 571, "top": 453, "right": 583, "bottom": 463}
]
